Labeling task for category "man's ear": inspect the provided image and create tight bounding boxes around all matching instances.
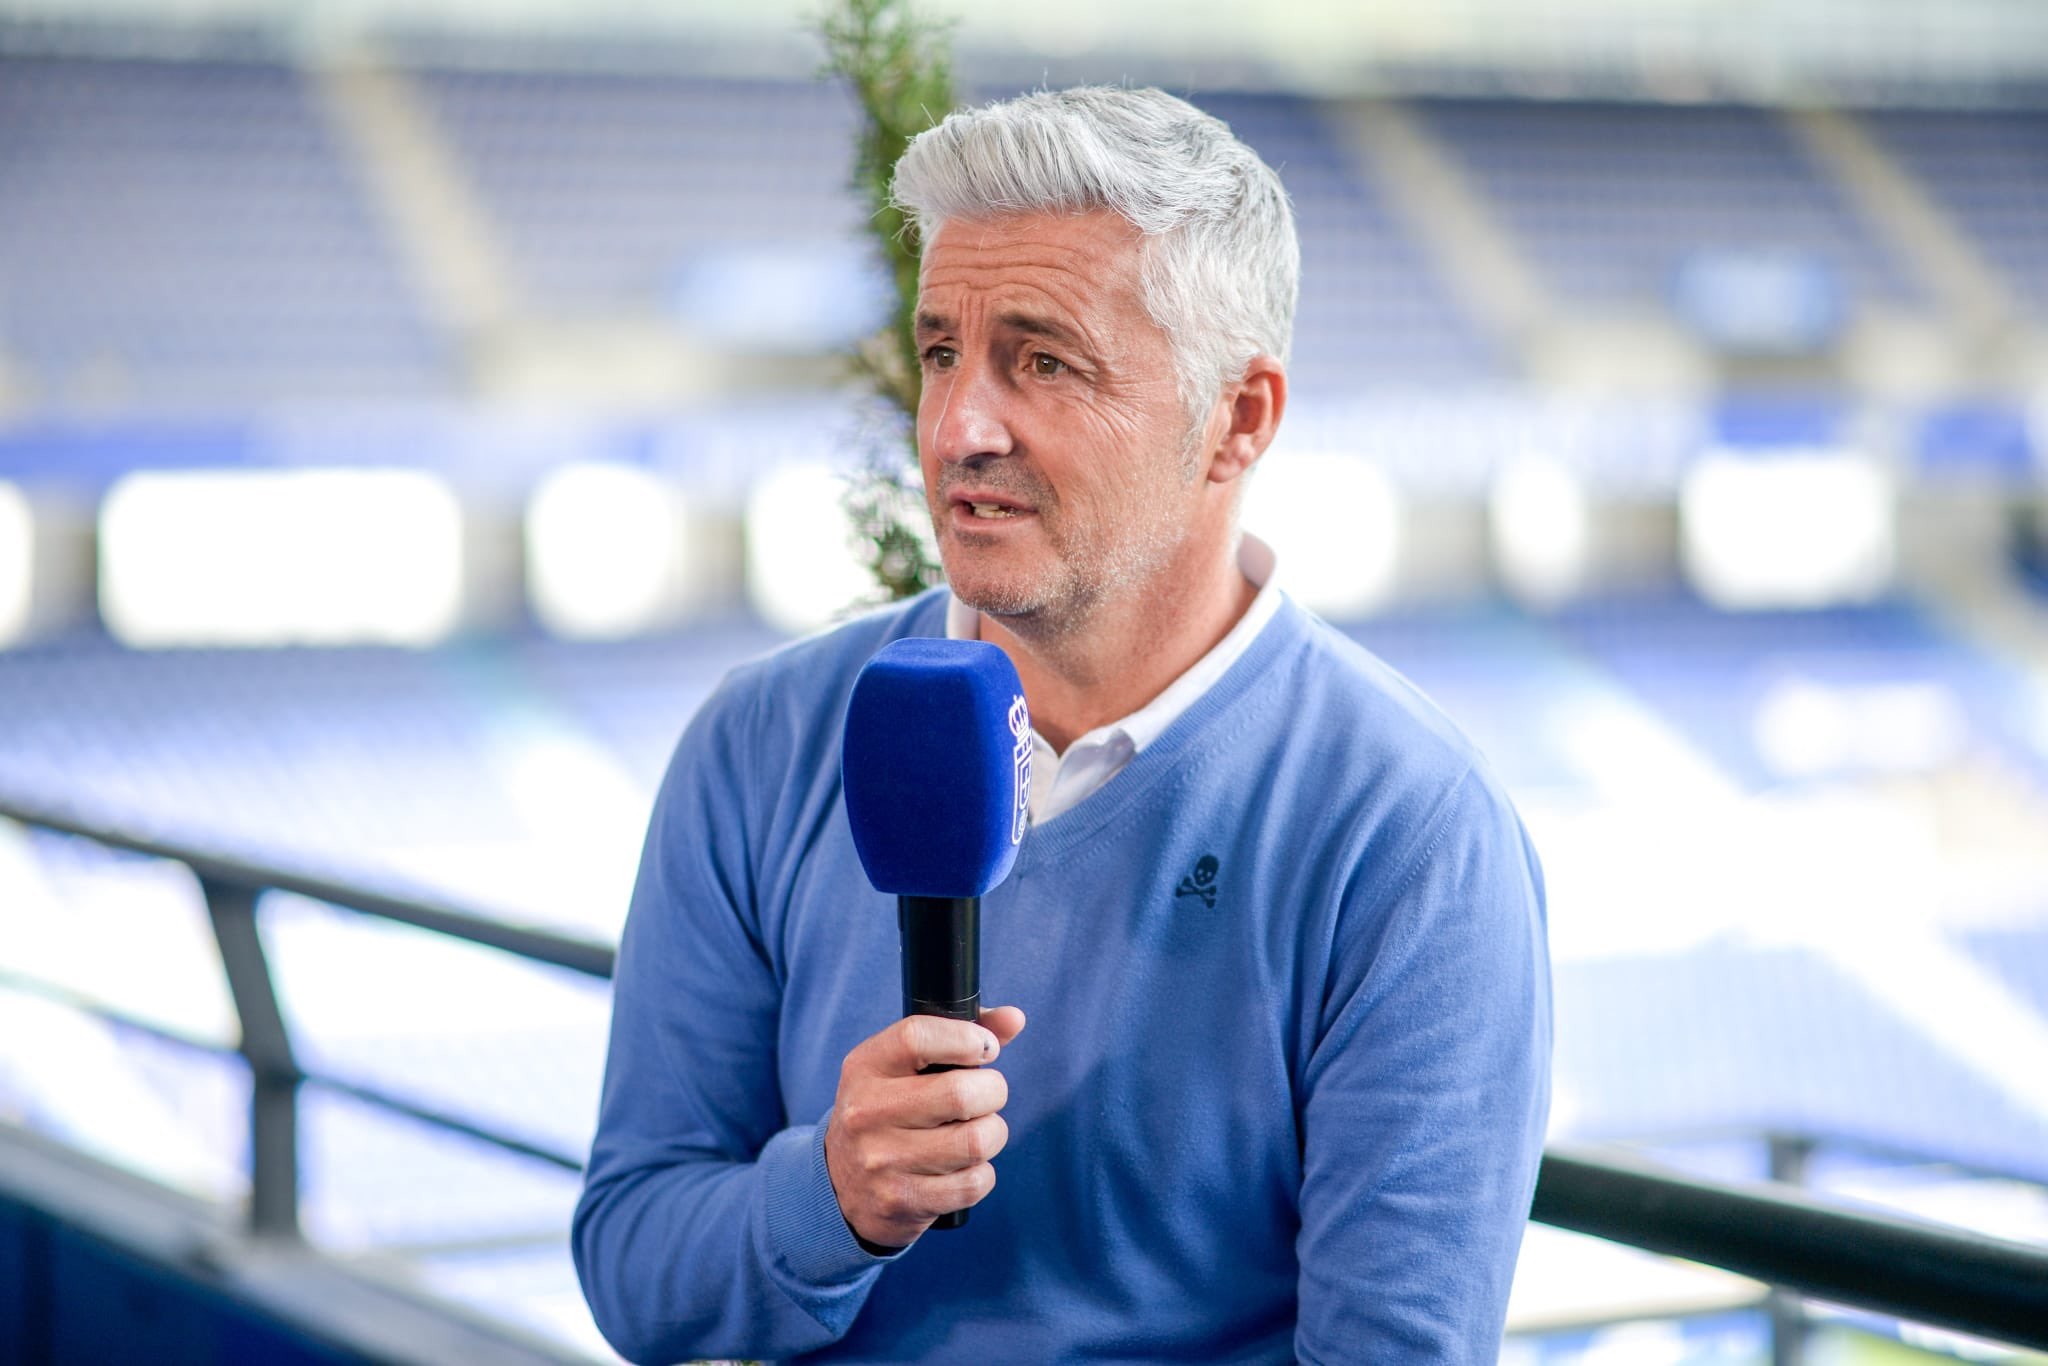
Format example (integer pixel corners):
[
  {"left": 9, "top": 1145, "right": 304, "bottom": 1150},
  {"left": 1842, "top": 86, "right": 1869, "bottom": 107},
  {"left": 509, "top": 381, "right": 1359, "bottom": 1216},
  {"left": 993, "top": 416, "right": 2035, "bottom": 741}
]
[{"left": 1206, "top": 356, "right": 1287, "bottom": 486}]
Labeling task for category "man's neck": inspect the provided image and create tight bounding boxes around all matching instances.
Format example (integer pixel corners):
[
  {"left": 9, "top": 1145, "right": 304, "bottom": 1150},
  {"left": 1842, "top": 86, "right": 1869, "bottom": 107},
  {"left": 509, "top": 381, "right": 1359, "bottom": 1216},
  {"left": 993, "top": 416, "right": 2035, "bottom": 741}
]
[{"left": 977, "top": 540, "right": 1257, "bottom": 753}]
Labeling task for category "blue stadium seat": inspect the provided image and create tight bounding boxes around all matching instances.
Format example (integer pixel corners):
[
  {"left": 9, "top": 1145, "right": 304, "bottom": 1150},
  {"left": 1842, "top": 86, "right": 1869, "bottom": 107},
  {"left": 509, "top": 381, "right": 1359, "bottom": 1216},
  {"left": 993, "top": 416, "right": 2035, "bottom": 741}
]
[
  {"left": 1557, "top": 941, "right": 2048, "bottom": 1183},
  {"left": 0, "top": 55, "right": 447, "bottom": 408},
  {"left": 1864, "top": 109, "right": 2048, "bottom": 315},
  {"left": 1194, "top": 93, "right": 1504, "bottom": 393},
  {"left": 1416, "top": 99, "right": 1923, "bottom": 315}
]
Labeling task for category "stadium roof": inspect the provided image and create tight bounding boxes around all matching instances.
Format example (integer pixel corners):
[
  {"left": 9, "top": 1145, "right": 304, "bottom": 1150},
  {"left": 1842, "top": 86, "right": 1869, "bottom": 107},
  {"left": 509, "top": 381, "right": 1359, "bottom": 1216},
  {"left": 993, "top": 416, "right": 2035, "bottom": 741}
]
[{"left": 2, "top": 0, "right": 2047, "bottom": 106}]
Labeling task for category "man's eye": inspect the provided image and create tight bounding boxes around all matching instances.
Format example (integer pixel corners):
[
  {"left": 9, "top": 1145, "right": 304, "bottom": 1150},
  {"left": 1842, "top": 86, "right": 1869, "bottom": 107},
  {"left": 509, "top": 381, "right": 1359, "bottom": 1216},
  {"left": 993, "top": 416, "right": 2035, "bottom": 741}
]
[
  {"left": 1031, "top": 353, "right": 1066, "bottom": 377},
  {"left": 924, "top": 345, "right": 957, "bottom": 369}
]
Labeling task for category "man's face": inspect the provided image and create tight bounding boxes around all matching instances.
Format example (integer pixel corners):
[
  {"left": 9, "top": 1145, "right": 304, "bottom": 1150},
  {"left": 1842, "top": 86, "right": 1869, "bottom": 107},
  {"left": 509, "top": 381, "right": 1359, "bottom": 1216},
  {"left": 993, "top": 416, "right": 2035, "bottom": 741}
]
[{"left": 914, "top": 211, "right": 1208, "bottom": 631}]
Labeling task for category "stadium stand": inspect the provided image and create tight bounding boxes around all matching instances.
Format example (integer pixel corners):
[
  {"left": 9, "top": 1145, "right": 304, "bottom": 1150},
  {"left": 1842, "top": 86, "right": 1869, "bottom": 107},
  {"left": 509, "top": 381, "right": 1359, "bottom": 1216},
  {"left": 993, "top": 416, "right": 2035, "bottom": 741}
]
[
  {"left": 1963, "top": 923, "right": 2048, "bottom": 1017},
  {"left": 1193, "top": 94, "right": 1506, "bottom": 392},
  {"left": 1864, "top": 108, "right": 2048, "bottom": 314},
  {"left": 1415, "top": 99, "right": 1926, "bottom": 315},
  {"left": 1556, "top": 940, "right": 2048, "bottom": 1184},
  {"left": 1546, "top": 593, "right": 2048, "bottom": 790},
  {"left": 0, "top": 643, "right": 530, "bottom": 863},
  {"left": 0, "top": 54, "right": 447, "bottom": 410},
  {"left": 416, "top": 69, "right": 863, "bottom": 318}
]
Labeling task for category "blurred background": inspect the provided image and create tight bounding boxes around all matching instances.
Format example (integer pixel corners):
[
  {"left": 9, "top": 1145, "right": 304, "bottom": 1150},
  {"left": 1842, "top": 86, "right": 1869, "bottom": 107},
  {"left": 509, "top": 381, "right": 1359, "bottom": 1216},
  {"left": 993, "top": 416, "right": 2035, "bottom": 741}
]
[{"left": 2, "top": 0, "right": 2047, "bottom": 1362}]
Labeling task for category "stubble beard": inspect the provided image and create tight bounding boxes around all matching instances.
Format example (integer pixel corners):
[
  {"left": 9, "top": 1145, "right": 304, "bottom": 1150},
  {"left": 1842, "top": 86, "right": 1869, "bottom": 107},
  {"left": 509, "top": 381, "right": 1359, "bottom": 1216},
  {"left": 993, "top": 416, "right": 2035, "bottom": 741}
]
[{"left": 934, "top": 424, "right": 1204, "bottom": 640}]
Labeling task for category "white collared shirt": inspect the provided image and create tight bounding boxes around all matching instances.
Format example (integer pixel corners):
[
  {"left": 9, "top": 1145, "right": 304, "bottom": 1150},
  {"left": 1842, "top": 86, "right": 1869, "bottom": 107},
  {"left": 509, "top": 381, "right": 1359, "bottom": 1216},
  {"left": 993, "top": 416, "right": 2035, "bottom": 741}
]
[{"left": 946, "top": 534, "right": 1282, "bottom": 825}]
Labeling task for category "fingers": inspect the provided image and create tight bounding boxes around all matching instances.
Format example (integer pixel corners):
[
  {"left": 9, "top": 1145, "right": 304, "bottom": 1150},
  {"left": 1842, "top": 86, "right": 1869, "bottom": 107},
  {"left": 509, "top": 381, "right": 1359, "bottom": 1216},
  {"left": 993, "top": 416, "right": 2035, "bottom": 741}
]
[
  {"left": 860, "top": 1014, "right": 1005, "bottom": 1075},
  {"left": 825, "top": 1108, "right": 1004, "bottom": 1246},
  {"left": 826, "top": 1008, "right": 1024, "bottom": 1249},
  {"left": 850, "top": 1158, "right": 998, "bottom": 1241},
  {"left": 917, "top": 1066, "right": 1007, "bottom": 1125},
  {"left": 941, "top": 1160, "right": 997, "bottom": 1212},
  {"left": 846, "top": 1058, "right": 1007, "bottom": 1129},
  {"left": 900, "top": 1111, "right": 1009, "bottom": 1174},
  {"left": 978, "top": 1005, "right": 1027, "bottom": 1047}
]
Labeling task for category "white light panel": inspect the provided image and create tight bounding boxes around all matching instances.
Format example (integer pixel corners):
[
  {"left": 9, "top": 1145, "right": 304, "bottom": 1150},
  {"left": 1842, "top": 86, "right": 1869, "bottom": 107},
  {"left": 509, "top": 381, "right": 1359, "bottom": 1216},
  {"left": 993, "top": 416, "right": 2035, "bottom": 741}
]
[
  {"left": 526, "top": 463, "right": 691, "bottom": 640},
  {"left": 743, "top": 462, "right": 873, "bottom": 635},
  {"left": 100, "top": 468, "right": 465, "bottom": 648},
  {"left": 1680, "top": 449, "right": 1895, "bottom": 610},
  {"left": 0, "top": 482, "right": 30, "bottom": 648},
  {"left": 1243, "top": 450, "right": 1402, "bottom": 620},
  {"left": 1490, "top": 454, "right": 1591, "bottom": 608}
]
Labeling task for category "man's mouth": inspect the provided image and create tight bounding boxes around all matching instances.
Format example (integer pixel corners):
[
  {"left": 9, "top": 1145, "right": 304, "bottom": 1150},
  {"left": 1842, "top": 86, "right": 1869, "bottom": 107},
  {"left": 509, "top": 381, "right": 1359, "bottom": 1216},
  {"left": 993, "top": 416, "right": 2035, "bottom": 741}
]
[{"left": 947, "top": 489, "right": 1036, "bottom": 523}]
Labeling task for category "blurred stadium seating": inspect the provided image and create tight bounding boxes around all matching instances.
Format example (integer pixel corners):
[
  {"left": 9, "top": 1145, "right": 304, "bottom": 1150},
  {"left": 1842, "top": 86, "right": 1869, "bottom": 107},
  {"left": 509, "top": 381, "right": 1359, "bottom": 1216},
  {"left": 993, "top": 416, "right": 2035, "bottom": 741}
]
[
  {"left": 1868, "top": 108, "right": 2048, "bottom": 314},
  {"left": 2, "top": 8, "right": 2047, "bottom": 1363},
  {"left": 1417, "top": 99, "right": 1920, "bottom": 312},
  {"left": 0, "top": 52, "right": 447, "bottom": 409}
]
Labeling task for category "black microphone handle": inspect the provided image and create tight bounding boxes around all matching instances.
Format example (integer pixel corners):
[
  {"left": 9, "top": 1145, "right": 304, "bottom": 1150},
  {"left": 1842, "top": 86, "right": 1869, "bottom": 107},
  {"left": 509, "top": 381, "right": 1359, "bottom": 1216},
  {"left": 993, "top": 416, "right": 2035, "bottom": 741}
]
[{"left": 899, "top": 894, "right": 980, "bottom": 1231}]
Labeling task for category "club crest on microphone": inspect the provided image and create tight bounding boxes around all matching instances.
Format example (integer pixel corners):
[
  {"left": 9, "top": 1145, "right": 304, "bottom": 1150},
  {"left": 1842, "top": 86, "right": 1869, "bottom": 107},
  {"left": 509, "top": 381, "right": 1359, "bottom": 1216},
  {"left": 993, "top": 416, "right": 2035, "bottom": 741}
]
[{"left": 1009, "top": 694, "right": 1031, "bottom": 844}]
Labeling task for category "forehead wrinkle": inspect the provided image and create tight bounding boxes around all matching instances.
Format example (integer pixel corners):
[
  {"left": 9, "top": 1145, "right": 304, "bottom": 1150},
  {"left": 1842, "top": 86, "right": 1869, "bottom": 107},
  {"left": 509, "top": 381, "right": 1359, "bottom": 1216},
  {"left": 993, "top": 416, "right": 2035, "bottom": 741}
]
[
  {"left": 946, "top": 289, "right": 1112, "bottom": 366},
  {"left": 918, "top": 267, "right": 1134, "bottom": 363},
  {"left": 924, "top": 231, "right": 1142, "bottom": 301},
  {"left": 923, "top": 240, "right": 1137, "bottom": 294},
  {"left": 919, "top": 212, "right": 1155, "bottom": 367},
  {"left": 995, "top": 310, "right": 1087, "bottom": 350}
]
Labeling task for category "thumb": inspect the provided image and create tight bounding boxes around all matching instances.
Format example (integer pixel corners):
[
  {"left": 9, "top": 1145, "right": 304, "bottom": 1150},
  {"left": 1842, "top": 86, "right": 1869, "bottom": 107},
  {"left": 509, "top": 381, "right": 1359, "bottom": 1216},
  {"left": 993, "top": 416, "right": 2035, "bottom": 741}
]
[{"left": 978, "top": 1005, "right": 1027, "bottom": 1048}]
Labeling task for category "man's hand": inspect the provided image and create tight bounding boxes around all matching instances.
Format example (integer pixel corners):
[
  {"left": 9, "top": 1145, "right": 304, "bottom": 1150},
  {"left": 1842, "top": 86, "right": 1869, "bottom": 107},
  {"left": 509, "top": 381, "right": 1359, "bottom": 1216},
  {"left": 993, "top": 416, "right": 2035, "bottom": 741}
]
[{"left": 825, "top": 1006, "right": 1027, "bottom": 1250}]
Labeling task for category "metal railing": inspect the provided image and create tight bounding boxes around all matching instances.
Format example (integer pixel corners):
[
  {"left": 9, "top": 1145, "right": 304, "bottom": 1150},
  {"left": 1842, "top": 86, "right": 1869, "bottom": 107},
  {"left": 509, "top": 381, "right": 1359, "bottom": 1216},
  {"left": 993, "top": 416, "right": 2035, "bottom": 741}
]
[
  {"left": 1533, "top": 1146, "right": 2048, "bottom": 1352},
  {"left": 0, "top": 798, "right": 609, "bottom": 1237},
  {"left": 3, "top": 796, "right": 2047, "bottom": 1351}
]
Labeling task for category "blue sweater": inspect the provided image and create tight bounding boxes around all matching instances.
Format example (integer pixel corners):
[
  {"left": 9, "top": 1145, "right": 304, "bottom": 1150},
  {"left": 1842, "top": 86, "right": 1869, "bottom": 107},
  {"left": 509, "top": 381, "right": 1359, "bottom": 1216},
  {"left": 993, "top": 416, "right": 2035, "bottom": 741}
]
[{"left": 574, "top": 590, "right": 1551, "bottom": 1363}]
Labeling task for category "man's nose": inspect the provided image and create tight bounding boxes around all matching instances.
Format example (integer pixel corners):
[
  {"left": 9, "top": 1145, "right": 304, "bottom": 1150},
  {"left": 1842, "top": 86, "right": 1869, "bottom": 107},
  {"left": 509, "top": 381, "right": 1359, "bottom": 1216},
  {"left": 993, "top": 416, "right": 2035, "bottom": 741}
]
[{"left": 924, "top": 361, "right": 1015, "bottom": 465}]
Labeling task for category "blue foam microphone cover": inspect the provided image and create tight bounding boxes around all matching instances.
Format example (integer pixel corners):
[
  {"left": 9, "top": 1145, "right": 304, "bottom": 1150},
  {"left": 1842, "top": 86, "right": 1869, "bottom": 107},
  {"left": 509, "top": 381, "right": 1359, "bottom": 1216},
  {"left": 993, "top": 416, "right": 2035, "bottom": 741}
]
[{"left": 842, "top": 638, "right": 1031, "bottom": 897}]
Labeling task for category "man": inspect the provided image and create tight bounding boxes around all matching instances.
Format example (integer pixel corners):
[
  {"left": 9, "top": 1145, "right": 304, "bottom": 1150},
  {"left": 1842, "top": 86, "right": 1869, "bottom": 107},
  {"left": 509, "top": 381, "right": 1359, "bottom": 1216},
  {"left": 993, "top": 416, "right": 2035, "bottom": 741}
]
[{"left": 574, "top": 86, "right": 1550, "bottom": 1363}]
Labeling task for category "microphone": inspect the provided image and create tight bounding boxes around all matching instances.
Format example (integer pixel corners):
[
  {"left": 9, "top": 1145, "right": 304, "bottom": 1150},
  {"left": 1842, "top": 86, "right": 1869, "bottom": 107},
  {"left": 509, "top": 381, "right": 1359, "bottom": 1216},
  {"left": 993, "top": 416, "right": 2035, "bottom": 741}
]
[{"left": 842, "top": 638, "right": 1031, "bottom": 1230}]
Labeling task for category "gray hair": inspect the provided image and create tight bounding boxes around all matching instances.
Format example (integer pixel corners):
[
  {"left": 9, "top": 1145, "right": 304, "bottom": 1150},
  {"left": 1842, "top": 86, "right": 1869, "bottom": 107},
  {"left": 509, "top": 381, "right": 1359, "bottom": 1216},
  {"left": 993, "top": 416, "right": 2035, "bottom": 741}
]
[{"left": 890, "top": 86, "right": 1298, "bottom": 426}]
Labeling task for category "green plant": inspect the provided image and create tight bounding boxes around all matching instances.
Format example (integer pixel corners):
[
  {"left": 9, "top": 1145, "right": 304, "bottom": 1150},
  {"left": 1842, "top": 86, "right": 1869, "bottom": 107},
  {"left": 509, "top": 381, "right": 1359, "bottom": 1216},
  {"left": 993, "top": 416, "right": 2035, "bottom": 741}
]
[{"left": 819, "top": 0, "right": 956, "bottom": 600}]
